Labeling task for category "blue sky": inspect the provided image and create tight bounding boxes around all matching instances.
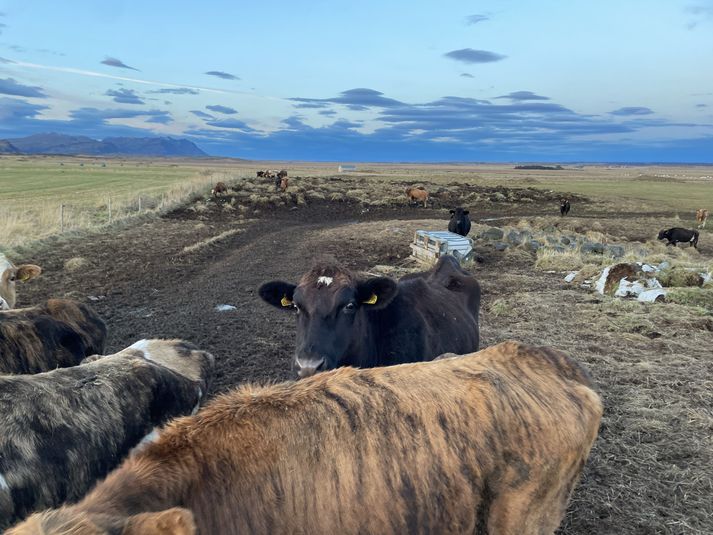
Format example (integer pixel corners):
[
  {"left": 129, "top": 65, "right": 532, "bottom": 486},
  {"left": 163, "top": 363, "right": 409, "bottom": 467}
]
[{"left": 0, "top": 0, "right": 712, "bottom": 162}]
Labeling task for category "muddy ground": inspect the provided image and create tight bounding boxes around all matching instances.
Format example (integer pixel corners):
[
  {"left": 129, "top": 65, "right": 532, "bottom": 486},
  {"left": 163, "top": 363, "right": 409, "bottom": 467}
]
[{"left": 18, "top": 179, "right": 713, "bottom": 535}]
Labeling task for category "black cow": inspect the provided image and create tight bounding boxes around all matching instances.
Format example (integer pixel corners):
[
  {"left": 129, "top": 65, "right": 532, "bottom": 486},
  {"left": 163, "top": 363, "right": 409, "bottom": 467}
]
[
  {"left": 448, "top": 207, "right": 471, "bottom": 237},
  {"left": 657, "top": 227, "right": 699, "bottom": 248},
  {"left": 259, "top": 255, "right": 480, "bottom": 378},
  {"left": 560, "top": 199, "right": 571, "bottom": 216}
]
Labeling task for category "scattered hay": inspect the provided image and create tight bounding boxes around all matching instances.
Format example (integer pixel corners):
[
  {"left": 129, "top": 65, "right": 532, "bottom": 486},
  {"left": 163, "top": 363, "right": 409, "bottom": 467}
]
[
  {"left": 534, "top": 249, "right": 584, "bottom": 271},
  {"left": 180, "top": 228, "right": 245, "bottom": 255},
  {"left": 63, "top": 257, "right": 88, "bottom": 272}
]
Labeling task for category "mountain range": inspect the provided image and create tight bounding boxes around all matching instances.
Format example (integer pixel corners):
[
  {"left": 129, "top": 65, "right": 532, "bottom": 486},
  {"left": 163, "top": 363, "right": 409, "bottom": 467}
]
[{"left": 1, "top": 133, "right": 209, "bottom": 157}]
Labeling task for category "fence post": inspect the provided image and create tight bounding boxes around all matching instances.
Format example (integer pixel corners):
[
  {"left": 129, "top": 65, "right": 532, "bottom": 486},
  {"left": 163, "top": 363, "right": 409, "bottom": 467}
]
[
  {"left": 108, "top": 197, "right": 112, "bottom": 223},
  {"left": 138, "top": 197, "right": 142, "bottom": 213},
  {"left": 60, "top": 204, "right": 64, "bottom": 233}
]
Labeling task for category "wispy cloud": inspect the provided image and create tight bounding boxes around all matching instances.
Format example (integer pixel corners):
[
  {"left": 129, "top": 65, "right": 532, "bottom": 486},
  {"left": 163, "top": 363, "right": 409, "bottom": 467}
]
[
  {"left": 609, "top": 106, "right": 654, "bottom": 116},
  {"left": 0, "top": 77, "right": 46, "bottom": 98},
  {"left": 148, "top": 87, "right": 200, "bottom": 95},
  {"left": 101, "top": 56, "right": 139, "bottom": 71},
  {"left": 495, "top": 91, "right": 550, "bottom": 101},
  {"left": 0, "top": 22, "right": 6, "bottom": 35},
  {"left": 191, "top": 110, "right": 214, "bottom": 119},
  {"left": 460, "top": 73, "right": 474, "bottom": 78},
  {"left": 205, "top": 70, "right": 239, "bottom": 80},
  {"left": 205, "top": 118, "right": 254, "bottom": 131},
  {"left": 465, "top": 14, "right": 489, "bottom": 25},
  {"left": 105, "top": 88, "right": 144, "bottom": 105},
  {"left": 444, "top": 48, "right": 506, "bottom": 64},
  {"left": 206, "top": 104, "right": 237, "bottom": 114},
  {"left": 290, "top": 88, "right": 403, "bottom": 110},
  {"left": 685, "top": 3, "right": 713, "bottom": 29},
  {"left": 696, "top": 103, "right": 708, "bottom": 108}
]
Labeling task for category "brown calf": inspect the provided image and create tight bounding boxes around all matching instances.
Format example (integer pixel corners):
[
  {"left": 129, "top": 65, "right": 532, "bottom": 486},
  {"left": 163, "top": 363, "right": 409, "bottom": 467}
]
[
  {"left": 0, "top": 339, "right": 214, "bottom": 529},
  {"left": 405, "top": 186, "right": 429, "bottom": 207},
  {"left": 211, "top": 182, "right": 227, "bottom": 197},
  {"left": 279, "top": 176, "right": 289, "bottom": 192},
  {"left": 0, "top": 255, "right": 41, "bottom": 310},
  {"left": 10, "top": 341, "right": 603, "bottom": 535},
  {"left": 696, "top": 208, "right": 709, "bottom": 228}
]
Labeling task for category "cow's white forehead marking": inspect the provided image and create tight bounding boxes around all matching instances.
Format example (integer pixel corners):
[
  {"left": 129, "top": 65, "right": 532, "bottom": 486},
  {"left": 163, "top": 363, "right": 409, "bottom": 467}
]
[
  {"left": 129, "top": 339, "right": 153, "bottom": 361},
  {"left": 0, "top": 473, "right": 9, "bottom": 491},
  {"left": 317, "top": 276, "right": 333, "bottom": 287}
]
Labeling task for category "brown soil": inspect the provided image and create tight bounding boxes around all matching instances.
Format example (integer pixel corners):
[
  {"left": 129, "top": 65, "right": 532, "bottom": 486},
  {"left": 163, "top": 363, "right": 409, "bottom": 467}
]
[{"left": 17, "top": 179, "right": 713, "bottom": 535}]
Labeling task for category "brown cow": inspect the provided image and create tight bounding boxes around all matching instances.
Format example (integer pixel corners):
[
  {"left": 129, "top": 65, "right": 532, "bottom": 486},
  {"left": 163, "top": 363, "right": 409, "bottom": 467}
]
[
  {"left": 0, "top": 255, "right": 41, "bottom": 310},
  {"left": 9, "top": 341, "right": 603, "bottom": 535},
  {"left": 696, "top": 208, "right": 709, "bottom": 228},
  {"left": 211, "top": 182, "right": 227, "bottom": 197},
  {"left": 280, "top": 176, "right": 289, "bottom": 192},
  {"left": 405, "top": 186, "right": 429, "bottom": 207}
]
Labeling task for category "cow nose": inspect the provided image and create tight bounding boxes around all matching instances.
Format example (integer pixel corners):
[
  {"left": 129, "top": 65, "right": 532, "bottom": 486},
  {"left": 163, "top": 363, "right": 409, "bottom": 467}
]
[{"left": 296, "top": 357, "right": 326, "bottom": 378}]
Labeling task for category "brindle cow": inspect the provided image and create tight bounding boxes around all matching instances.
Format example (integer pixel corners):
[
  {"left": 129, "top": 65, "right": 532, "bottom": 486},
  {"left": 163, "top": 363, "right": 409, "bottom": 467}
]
[
  {"left": 0, "top": 255, "right": 41, "bottom": 310},
  {"left": 8, "top": 341, "right": 603, "bottom": 535},
  {"left": 260, "top": 255, "right": 480, "bottom": 378},
  {"left": 0, "top": 339, "right": 215, "bottom": 529}
]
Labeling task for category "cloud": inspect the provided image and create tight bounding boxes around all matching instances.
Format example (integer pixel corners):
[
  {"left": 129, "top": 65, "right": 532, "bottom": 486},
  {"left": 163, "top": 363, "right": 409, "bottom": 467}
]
[
  {"left": 205, "top": 71, "right": 239, "bottom": 80},
  {"left": 609, "top": 106, "right": 654, "bottom": 116},
  {"left": 105, "top": 88, "right": 144, "bottom": 105},
  {"left": 0, "top": 22, "right": 6, "bottom": 35},
  {"left": 0, "top": 97, "right": 48, "bottom": 122},
  {"left": 69, "top": 107, "right": 171, "bottom": 123},
  {"left": 101, "top": 57, "right": 139, "bottom": 71},
  {"left": 685, "top": 4, "right": 713, "bottom": 29},
  {"left": 148, "top": 87, "right": 200, "bottom": 95},
  {"left": 191, "top": 110, "right": 215, "bottom": 120},
  {"left": 696, "top": 103, "right": 708, "bottom": 108},
  {"left": 290, "top": 88, "right": 404, "bottom": 110},
  {"left": 319, "top": 110, "right": 337, "bottom": 116},
  {"left": 495, "top": 91, "right": 550, "bottom": 101},
  {"left": 460, "top": 73, "right": 474, "bottom": 78},
  {"left": 206, "top": 104, "right": 237, "bottom": 114},
  {"left": 205, "top": 118, "right": 254, "bottom": 131},
  {"left": 465, "top": 14, "right": 489, "bottom": 25},
  {"left": 444, "top": 48, "right": 506, "bottom": 64},
  {"left": 0, "top": 78, "right": 46, "bottom": 98}
]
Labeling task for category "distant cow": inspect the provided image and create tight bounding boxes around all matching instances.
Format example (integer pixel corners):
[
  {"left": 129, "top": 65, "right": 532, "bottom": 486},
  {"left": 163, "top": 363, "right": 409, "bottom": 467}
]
[
  {"left": 405, "top": 186, "right": 429, "bottom": 207},
  {"left": 0, "top": 255, "right": 41, "bottom": 310},
  {"left": 696, "top": 208, "right": 709, "bottom": 228},
  {"left": 9, "top": 341, "right": 603, "bottom": 535},
  {"left": 0, "top": 339, "right": 214, "bottom": 529},
  {"left": 259, "top": 255, "right": 480, "bottom": 378},
  {"left": 256, "top": 171, "right": 265, "bottom": 178},
  {"left": 448, "top": 207, "right": 471, "bottom": 237},
  {"left": 211, "top": 182, "right": 227, "bottom": 197},
  {"left": 280, "top": 177, "right": 289, "bottom": 192},
  {"left": 0, "top": 299, "right": 107, "bottom": 374},
  {"left": 277, "top": 169, "right": 288, "bottom": 180},
  {"left": 560, "top": 198, "right": 571, "bottom": 216},
  {"left": 657, "top": 227, "right": 699, "bottom": 249}
]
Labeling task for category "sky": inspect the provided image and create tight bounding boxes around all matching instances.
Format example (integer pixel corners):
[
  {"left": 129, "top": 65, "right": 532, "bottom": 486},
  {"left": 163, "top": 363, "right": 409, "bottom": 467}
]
[{"left": 0, "top": 0, "right": 712, "bottom": 162}]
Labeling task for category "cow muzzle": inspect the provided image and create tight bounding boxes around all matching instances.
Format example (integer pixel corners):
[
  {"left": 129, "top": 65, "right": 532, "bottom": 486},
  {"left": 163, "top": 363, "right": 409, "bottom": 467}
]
[{"left": 295, "top": 357, "right": 326, "bottom": 378}]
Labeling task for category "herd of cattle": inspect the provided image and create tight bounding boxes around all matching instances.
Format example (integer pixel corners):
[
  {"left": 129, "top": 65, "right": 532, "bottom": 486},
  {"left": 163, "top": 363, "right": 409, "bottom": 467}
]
[{"left": 0, "top": 178, "right": 706, "bottom": 533}]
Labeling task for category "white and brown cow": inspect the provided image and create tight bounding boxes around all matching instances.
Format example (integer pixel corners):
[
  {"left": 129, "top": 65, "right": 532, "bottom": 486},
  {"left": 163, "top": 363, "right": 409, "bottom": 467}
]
[
  {"left": 0, "top": 255, "right": 41, "bottom": 310},
  {"left": 0, "top": 339, "right": 215, "bottom": 529},
  {"left": 696, "top": 208, "right": 709, "bottom": 228}
]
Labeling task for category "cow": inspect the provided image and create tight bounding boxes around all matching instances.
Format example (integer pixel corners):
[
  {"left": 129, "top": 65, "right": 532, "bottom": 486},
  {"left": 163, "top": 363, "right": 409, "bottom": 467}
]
[
  {"left": 448, "top": 207, "right": 471, "bottom": 237},
  {"left": 211, "top": 181, "right": 227, "bottom": 197},
  {"left": 277, "top": 169, "right": 288, "bottom": 180},
  {"left": 0, "top": 255, "right": 41, "bottom": 310},
  {"left": 405, "top": 186, "right": 429, "bottom": 207},
  {"left": 0, "top": 339, "right": 215, "bottom": 529},
  {"left": 256, "top": 170, "right": 265, "bottom": 178},
  {"left": 696, "top": 208, "right": 709, "bottom": 228},
  {"left": 657, "top": 227, "right": 699, "bottom": 249},
  {"left": 259, "top": 255, "right": 480, "bottom": 378},
  {"left": 8, "top": 341, "right": 603, "bottom": 535},
  {"left": 560, "top": 198, "right": 571, "bottom": 216},
  {"left": 280, "top": 176, "right": 289, "bottom": 192},
  {"left": 0, "top": 299, "right": 107, "bottom": 374}
]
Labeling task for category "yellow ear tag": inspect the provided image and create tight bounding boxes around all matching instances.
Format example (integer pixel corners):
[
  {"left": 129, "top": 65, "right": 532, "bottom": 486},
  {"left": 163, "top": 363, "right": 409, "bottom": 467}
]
[
  {"left": 19, "top": 273, "right": 31, "bottom": 282},
  {"left": 280, "top": 296, "right": 293, "bottom": 307},
  {"left": 363, "top": 293, "right": 378, "bottom": 305}
]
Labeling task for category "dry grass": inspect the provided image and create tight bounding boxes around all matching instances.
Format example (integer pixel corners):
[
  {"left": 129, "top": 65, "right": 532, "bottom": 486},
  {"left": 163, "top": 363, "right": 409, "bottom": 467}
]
[
  {"left": 63, "top": 257, "right": 88, "bottom": 272},
  {"left": 535, "top": 249, "right": 585, "bottom": 271},
  {"left": 180, "top": 227, "right": 246, "bottom": 255}
]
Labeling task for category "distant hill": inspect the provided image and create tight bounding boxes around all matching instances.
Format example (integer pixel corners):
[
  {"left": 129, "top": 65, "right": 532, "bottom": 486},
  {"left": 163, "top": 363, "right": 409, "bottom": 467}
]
[
  {"left": 0, "top": 140, "right": 20, "bottom": 154},
  {"left": 3, "top": 133, "right": 208, "bottom": 157},
  {"left": 514, "top": 165, "right": 564, "bottom": 170}
]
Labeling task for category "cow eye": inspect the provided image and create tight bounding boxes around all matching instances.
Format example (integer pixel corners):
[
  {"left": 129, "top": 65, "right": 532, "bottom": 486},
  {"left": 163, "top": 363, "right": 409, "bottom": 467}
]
[
  {"left": 8, "top": 275, "right": 15, "bottom": 282},
  {"left": 343, "top": 302, "right": 356, "bottom": 313}
]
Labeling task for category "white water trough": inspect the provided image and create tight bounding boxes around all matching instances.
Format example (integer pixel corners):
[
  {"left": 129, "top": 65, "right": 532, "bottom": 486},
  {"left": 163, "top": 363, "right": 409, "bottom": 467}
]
[{"left": 410, "top": 230, "right": 474, "bottom": 264}]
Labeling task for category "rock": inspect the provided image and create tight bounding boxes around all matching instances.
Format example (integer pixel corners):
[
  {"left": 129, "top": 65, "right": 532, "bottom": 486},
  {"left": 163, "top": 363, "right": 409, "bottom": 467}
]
[
  {"left": 546, "top": 235, "right": 559, "bottom": 245},
  {"left": 494, "top": 242, "right": 509, "bottom": 251},
  {"left": 543, "top": 225, "right": 556, "bottom": 233},
  {"left": 564, "top": 271, "right": 578, "bottom": 283},
  {"left": 506, "top": 230, "right": 523, "bottom": 245},
  {"left": 215, "top": 304, "right": 237, "bottom": 312},
  {"left": 482, "top": 227, "right": 504, "bottom": 240},
  {"left": 525, "top": 240, "right": 542, "bottom": 252},
  {"left": 560, "top": 236, "right": 571, "bottom": 245},
  {"left": 553, "top": 245, "right": 566, "bottom": 253},
  {"left": 606, "top": 245, "right": 625, "bottom": 258},
  {"left": 581, "top": 242, "right": 605, "bottom": 254},
  {"left": 657, "top": 261, "right": 671, "bottom": 271}
]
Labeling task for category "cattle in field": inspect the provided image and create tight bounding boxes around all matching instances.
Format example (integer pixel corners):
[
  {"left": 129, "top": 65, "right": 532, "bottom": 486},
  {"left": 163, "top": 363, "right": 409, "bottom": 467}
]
[
  {"left": 657, "top": 227, "right": 699, "bottom": 249},
  {"left": 211, "top": 181, "right": 227, "bottom": 197},
  {"left": 280, "top": 177, "right": 289, "bottom": 192},
  {"left": 448, "top": 207, "right": 471, "bottom": 237},
  {"left": 696, "top": 208, "right": 709, "bottom": 228},
  {"left": 0, "top": 255, "right": 41, "bottom": 310},
  {"left": 277, "top": 169, "right": 288, "bottom": 180},
  {"left": 256, "top": 170, "right": 265, "bottom": 178},
  {"left": 259, "top": 255, "right": 480, "bottom": 378},
  {"left": 0, "top": 299, "right": 107, "bottom": 374},
  {"left": 560, "top": 199, "right": 571, "bottom": 216},
  {"left": 0, "top": 339, "right": 215, "bottom": 529},
  {"left": 8, "top": 341, "right": 603, "bottom": 535},
  {"left": 405, "top": 186, "right": 429, "bottom": 207}
]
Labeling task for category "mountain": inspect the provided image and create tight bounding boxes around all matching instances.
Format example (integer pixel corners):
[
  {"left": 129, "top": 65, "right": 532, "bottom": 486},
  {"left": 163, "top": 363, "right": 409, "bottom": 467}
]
[
  {"left": 3, "top": 133, "right": 208, "bottom": 157},
  {"left": 0, "top": 140, "right": 20, "bottom": 154}
]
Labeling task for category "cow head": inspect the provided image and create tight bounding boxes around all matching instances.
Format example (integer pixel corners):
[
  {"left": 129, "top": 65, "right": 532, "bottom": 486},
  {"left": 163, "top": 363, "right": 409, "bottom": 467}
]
[
  {"left": 259, "top": 263, "right": 398, "bottom": 377},
  {"left": 0, "top": 256, "right": 41, "bottom": 310},
  {"left": 449, "top": 207, "right": 469, "bottom": 218},
  {"left": 657, "top": 229, "right": 670, "bottom": 241}
]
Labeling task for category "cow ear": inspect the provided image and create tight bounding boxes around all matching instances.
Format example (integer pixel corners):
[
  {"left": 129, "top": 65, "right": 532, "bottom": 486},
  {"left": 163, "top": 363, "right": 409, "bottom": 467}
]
[
  {"left": 463, "top": 210, "right": 469, "bottom": 215},
  {"left": 259, "top": 281, "right": 297, "bottom": 310},
  {"left": 124, "top": 508, "right": 196, "bottom": 535},
  {"left": 356, "top": 277, "right": 398, "bottom": 310},
  {"left": 15, "top": 264, "right": 41, "bottom": 282}
]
